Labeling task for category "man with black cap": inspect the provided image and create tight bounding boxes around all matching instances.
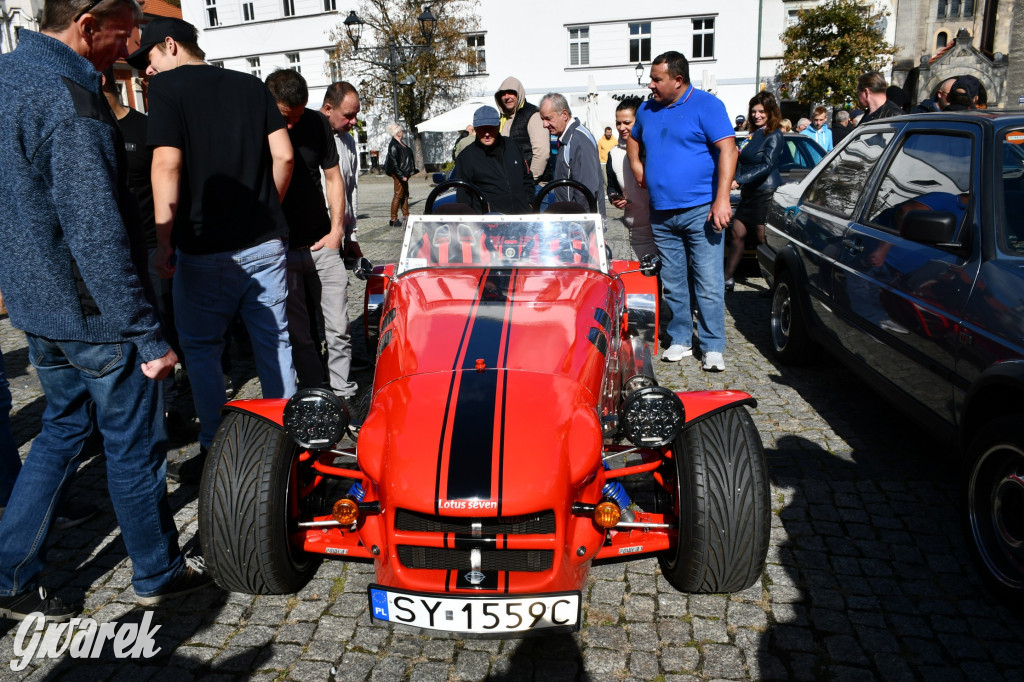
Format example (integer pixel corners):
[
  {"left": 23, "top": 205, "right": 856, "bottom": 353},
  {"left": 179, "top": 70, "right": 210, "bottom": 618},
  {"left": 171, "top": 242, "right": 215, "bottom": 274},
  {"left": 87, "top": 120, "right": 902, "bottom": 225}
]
[
  {"left": 0, "top": 0, "right": 211, "bottom": 620},
  {"left": 453, "top": 106, "right": 535, "bottom": 214},
  {"left": 127, "top": 17, "right": 297, "bottom": 484},
  {"left": 947, "top": 75, "right": 981, "bottom": 110}
]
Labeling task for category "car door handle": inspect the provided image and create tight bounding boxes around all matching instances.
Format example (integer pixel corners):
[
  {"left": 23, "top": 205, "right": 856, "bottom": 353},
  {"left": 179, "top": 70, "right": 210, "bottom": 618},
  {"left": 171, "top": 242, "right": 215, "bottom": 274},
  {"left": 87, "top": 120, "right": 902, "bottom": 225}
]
[{"left": 841, "top": 238, "right": 864, "bottom": 255}]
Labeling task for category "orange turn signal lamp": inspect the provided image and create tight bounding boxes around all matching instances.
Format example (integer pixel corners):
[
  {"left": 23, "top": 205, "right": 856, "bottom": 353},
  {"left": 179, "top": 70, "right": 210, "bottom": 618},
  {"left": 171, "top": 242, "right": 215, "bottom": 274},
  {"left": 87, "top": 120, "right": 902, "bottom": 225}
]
[
  {"left": 593, "top": 501, "right": 622, "bottom": 528},
  {"left": 332, "top": 498, "right": 360, "bottom": 525},
  {"left": 572, "top": 501, "right": 623, "bottom": 528}
]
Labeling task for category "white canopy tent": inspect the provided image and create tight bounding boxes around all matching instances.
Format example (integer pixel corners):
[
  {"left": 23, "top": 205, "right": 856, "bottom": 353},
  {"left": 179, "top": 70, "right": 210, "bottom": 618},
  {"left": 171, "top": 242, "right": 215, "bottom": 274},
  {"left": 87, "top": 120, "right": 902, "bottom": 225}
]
[{"left": 415, "top": 97, "right": 495, "bottom": 133}]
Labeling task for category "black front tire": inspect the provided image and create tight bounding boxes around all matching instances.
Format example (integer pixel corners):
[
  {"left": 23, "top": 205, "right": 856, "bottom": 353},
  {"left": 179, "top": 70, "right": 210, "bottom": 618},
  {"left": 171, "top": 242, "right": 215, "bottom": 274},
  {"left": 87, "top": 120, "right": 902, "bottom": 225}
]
[
  {"left": 199, "top": 411, "right": 322, "bottom": 594},
  {"left": 770, "top": 268, "right": 817, "bottom": 364},
  {"left": 964, "top": 416, "right": 1024, "bottom": 604},
  {"left": 659, "top": 408, "right": 770, "bottom": 593}
]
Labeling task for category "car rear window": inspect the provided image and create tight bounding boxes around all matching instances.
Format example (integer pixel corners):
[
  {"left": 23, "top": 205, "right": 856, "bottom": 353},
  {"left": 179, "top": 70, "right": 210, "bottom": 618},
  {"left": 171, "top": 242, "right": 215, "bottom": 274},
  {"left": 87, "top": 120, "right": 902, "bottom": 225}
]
[
  {"left": 999, "top": 128, "right": 1024, "bottom": 257},
  {"left": 803, "top": 130, "right": 894, "bottom": 217}
]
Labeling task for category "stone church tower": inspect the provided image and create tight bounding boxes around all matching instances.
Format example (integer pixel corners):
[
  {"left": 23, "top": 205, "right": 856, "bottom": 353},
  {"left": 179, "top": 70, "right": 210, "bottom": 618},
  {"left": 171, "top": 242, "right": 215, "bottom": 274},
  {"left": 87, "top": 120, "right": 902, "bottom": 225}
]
[{"left": 891, "top": 0, "right": 1017, "bottom": 108}]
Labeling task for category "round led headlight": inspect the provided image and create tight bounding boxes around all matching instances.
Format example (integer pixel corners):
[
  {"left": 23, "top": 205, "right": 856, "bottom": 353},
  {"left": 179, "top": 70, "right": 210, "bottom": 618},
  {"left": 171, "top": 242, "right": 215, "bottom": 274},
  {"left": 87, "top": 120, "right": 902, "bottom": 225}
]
[
  {"left": 619, "top": 386, "right": 685, "bottom": 448},
  {"left": 283, "top": 388, "right": 350, "bottom": 450}
]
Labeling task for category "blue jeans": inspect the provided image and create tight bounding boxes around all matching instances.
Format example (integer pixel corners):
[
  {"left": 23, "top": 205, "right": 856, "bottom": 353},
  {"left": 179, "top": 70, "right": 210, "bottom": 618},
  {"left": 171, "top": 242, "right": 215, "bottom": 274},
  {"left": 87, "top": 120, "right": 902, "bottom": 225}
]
[
  {"left": 0, "top": 335, "right": 182, "bottom": 597},
  {"left": 174, "top": 239, "right": 297, "bottom": 447},
  {"left": 0, "top": 348, "right": 22, "bottom": 507},
  {"left": 650, "top": 204, "right": 726, "bottom": 354}
]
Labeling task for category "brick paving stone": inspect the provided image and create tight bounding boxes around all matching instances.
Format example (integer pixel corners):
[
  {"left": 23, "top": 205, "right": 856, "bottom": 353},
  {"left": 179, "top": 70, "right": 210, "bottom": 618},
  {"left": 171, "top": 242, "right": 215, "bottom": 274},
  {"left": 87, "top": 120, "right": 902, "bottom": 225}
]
[
  {"left": 534, "top": 660, "right": 579, "bottom": 681},
  {"left": 581, "top": 646, "right": 627, "bottom": 677},
  {"left": 421, "top": 639, "right": 456, "bottom": 661},
  {"left": 348, "top": 624, "right": 390, "bottom": 653},
  {"left": 728, "top": 601, "right": 768, "bottom": 630},
  {"left": 627, "top": 650, "right": 660, "bottom": 679},
  {"left": 590, "top": 579, "right": 627, "bottom": 605},
  {"left": 407, "top": 661, "right": 449, "bottom": 682},
  {"left": 625, "top": 622, "right": 659, "bottom": 652},
  {"left": 370, "top": 655, "right": 411, "bottom": 681},
  {"left": 692, "top": 617, "right": 729, "bottom": 643},
  {"left": 453, "top": 649, "right": 491, "bottom": 680},
  {"left": 584, "top": 624, "right": 628, "bottom": 650},
  {"left": 287, "top": 660, "right": 337, "bottom": 682},
  {"left": 657, "top": 618, "right": 694, "bottom": 645},
  {"left": 702, "top": 643, "right": 747, "bottom": 679}
]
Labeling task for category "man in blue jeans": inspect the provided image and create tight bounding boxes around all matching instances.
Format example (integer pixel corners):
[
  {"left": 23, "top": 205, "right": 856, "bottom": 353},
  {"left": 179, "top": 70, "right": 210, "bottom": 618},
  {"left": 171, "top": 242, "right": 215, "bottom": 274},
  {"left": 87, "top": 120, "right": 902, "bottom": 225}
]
[
  {"left": 628, "top": 51, "right": 737, "bottom": 371},
  {"left": 0, "top": 0, "right": 211, "bottom": 620},
  {"left": 130, "top": 18, "right": 298, "bottom": 482}
]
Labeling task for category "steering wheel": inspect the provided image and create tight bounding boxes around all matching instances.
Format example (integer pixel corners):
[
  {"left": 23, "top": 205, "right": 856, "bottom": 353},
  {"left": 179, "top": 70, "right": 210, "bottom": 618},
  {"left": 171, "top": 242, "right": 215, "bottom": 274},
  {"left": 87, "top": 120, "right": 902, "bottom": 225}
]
[
  {"left": 424, "top": 180, "right": 490, "bottom": 215},
  {"left": 535, "top": 179, "right": 598, "bottom": 213}
]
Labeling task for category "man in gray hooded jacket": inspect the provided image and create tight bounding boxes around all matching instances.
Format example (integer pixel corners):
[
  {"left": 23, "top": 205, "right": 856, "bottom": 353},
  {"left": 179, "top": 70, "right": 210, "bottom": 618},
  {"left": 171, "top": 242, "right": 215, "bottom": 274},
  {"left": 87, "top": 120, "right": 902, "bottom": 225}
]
[{"left": 494, "top": 76, "right": 548, "bottom": 181}]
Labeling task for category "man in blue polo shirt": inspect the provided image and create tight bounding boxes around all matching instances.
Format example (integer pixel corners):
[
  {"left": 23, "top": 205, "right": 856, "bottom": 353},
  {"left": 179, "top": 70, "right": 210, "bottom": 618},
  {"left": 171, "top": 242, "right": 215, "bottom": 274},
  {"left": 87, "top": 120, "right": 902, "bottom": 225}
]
[{"left": 628, "top": 51, "right": 737, "bottom": 371}]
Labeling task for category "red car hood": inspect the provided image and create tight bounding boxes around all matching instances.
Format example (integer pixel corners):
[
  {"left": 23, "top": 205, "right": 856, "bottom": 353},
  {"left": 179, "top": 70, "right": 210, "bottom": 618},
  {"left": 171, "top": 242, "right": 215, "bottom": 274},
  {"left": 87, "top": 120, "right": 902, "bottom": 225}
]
[
  {"left": 372, "top": 267, "right": 618, "bottom": 404},
  {"left": 358, "top": 370, "right": 603, "bottom": 515}
]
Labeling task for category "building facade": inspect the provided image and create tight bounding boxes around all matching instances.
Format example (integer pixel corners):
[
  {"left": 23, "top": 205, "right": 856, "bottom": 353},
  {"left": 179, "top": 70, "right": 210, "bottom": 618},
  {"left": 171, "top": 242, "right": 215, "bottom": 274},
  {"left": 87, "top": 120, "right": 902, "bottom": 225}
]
[{"left": 0, "top": 0, "right": 42, "bottom": 54}]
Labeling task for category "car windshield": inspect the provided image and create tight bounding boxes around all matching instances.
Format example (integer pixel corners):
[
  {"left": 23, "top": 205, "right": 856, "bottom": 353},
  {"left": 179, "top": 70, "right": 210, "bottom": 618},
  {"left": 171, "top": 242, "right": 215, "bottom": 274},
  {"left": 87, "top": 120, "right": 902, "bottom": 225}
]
[
  {"left": 999, "top": 128, "right": 1024, "bottom": 257},
  {"left": 398, "top": 214, "right": 608, "bottom": 275}
]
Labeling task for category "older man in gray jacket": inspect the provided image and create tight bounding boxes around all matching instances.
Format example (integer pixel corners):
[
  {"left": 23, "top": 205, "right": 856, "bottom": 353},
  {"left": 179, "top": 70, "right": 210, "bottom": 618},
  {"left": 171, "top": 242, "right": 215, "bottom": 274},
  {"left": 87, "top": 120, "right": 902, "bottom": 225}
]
[{"left": 538, "top": 93, "right": 606, "bottom": 217}]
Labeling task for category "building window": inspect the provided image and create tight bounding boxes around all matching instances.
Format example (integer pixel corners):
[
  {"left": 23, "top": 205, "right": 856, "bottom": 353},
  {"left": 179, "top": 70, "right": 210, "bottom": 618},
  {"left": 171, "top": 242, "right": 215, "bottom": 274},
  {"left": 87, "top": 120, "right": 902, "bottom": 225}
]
[
  {"left": 323, "top": 0, "right": 336, "bottom": 11},
  {"left": 964, "top": 0, "right": 974, "bottom": 16},
  {"left": 950, "top": 0, "right": 961, "bottom": 16},
  {"left": 629, "top": 22, "right": 651, "bottom": 63},
  {"left": 206, "top": 0, "right": 219, "bottom": 27},
  {"left": 569, "top": 26, "right": 589, "bottom": 66},
  {"left": 937, "top": 0, "right": 947, "bottom": 18},
  {"left": 466, "top": 33, "right": 486, "bottom": 74},
  {"left": 242, "top": 1, "right": 254, "bottom": 21},
  {"left": 936, "top": 31, "right": 948, "bottom": 48},
  {"left": 210, "top": 60, "right": 224, "bottom": 68},
  {"left": 326, "top": 49, "right": 343, "bottom": 82},
  {"left": 287, "top": 52, "right": 301, "bottom": 73},
  {"left": 283, "top": 0, "right": 294, "bottom": 16},
  {"left": 692, "top": 18, "right": 714, "bottom": 59},
  {"left": 247, "top": 56, "right": 261, "bottom": 78}
]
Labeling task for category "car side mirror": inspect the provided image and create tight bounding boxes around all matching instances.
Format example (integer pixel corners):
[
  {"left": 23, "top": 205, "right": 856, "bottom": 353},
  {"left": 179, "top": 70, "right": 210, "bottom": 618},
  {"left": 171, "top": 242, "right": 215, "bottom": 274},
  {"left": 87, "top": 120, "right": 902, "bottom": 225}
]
[
  {"left": 900, "top": 210, "right": 959, "bottom": 247},
  {"left": 354, "top": 257, "right": 375, "bottom": 281},
  {"left": 639, "top": 254, "right": 662, "bottom": 277}
]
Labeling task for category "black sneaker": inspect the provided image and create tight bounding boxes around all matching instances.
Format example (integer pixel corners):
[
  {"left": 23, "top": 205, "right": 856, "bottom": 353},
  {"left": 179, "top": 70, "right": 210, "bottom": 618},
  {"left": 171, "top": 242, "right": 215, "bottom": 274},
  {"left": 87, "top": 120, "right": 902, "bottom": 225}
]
[
  {"left": 168, "top": 446, "right": 207, "bottom": 485},
  {"left": 136, "top": 556, "right": 213, "bottom": 606},
  {"left": 0, "top": 587, "right": 77, "bottom": 622},
  {"left": 165, "top": 410, "right": 200, "bottom": 445},
  {"left": 53, "top": 500, "right": 100, "bottom": 530}
]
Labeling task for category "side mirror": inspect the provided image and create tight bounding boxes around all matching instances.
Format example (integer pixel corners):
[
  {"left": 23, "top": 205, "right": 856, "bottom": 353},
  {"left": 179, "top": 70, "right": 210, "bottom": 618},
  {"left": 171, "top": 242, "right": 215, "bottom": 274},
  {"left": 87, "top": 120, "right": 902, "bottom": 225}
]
[
  {"left": 900, "top": 210, "right": 959, "bottom": 247},
  {"left": 639, "top": 254, "right": 662, "bottom": 277},
  {"left": 354, "top": 257, "right": 374, "bottom": 281}
]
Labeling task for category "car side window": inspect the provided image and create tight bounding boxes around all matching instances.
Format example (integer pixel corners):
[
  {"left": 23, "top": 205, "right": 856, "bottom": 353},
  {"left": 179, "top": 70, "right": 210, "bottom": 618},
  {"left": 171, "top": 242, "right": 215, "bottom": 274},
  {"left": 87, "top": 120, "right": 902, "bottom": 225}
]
[
  {"left": 866, "top": 133, "right": 971, "bottom": 236},
  {"left": 803, "top": 131, "right": 893, "bottom": 217},
  {"left": 999, "top": 129, "right": 1024, "bottom": 257}
]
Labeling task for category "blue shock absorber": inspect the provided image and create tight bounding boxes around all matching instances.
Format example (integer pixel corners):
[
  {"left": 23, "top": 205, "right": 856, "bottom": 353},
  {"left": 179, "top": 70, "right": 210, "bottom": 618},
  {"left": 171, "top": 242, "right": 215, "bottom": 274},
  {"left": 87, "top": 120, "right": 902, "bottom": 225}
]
[
  {"left": 347, "top": 482, "right": 366, "bottom": 502},
  {"left": 602, "top": 481, "right": 631, "bottom": 509}
]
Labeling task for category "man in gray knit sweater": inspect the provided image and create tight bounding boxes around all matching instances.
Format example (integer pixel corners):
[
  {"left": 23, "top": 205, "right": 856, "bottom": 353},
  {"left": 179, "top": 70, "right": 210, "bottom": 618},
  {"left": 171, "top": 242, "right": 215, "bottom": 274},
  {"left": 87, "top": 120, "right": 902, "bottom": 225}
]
[{"left": 0, "top": 0, "right": 211, "bottom": 621}]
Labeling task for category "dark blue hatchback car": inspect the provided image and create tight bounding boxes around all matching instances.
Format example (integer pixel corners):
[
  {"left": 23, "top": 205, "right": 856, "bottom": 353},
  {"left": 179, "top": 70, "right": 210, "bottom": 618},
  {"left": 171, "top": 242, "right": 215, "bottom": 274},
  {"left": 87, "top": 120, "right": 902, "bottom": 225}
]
[{"left": 757, "top": 112, "right": 1024, "bottom": 603}]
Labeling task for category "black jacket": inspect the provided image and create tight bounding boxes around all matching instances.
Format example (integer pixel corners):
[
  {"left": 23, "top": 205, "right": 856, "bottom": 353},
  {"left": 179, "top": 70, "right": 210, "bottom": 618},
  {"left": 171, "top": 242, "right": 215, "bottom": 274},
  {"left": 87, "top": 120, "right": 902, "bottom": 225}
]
[
  {"left": 453, "top": 136, "right": 534, "bottom": 214},
  {"left": 735, "top": 128, "right": 783, "bottom": 192},
  {"left": 385, "top": 136, "right": 415, "bottom": 178},
  {"left": 861, "top": 99, "right": 904, "bottom": 124}
]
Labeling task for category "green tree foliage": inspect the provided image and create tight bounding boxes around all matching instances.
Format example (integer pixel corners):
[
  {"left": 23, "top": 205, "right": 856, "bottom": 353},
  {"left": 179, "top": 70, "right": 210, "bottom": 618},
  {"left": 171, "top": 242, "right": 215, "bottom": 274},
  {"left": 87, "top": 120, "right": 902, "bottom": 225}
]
[
  {"left": 778, "top": 0, "right": 896, "bottom": 107},
  {"left": 328, "top": 0, "right": 479, "bottom": 135}
]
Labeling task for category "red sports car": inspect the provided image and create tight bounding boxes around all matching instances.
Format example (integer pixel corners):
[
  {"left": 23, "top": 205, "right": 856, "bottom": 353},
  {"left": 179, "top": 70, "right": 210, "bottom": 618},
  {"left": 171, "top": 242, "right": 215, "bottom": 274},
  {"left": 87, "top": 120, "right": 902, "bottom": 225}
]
[{"left": 198, "top": 205, "right": 770, "bottom": 635}]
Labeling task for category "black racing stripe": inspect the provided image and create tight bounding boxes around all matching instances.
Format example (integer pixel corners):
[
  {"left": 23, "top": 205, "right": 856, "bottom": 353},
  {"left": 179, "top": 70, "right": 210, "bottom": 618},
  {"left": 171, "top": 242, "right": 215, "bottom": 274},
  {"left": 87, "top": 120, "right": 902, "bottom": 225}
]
[
  {"left": 446, "top": 271, "right": 513, "bottom": 500},
  {"left": 497, "top": 269, "right": 516, "bottom": 516},
  {"left": 445, "top": 569, "right": 452, "bottom": 593},
  {"left": 435, "top": 272, "right": 488, "bottom": 514},
  {"left": 504, "top": 572, "right": 509, "bottom": 594}
]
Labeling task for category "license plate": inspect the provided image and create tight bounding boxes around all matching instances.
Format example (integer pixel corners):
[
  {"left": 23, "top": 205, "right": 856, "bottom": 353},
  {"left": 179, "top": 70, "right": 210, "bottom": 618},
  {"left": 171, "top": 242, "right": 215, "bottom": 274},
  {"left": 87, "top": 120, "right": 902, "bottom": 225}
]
[{"left": 367, "top": 585, "right": 581, "bottom": 633}]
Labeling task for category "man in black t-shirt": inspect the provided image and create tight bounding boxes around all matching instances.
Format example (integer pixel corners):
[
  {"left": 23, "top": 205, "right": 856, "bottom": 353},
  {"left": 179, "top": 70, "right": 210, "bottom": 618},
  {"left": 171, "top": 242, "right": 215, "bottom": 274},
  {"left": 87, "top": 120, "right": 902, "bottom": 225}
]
[
  {"left": 128, "top": 17, "right": 297, "bottom": 484},
  {"left": 266, "top": 69, "right": 357, "bottom": 404}
]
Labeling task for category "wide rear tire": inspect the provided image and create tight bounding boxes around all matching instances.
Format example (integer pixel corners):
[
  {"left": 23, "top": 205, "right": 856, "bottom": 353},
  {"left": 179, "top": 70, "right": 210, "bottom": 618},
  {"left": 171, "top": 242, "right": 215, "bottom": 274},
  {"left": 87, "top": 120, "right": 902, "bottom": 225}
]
[
  {"left": 198, "top": 411, "right": 321, "bottom": 594},
  {"left": 964, "top": 416, "right": 1024, "bottom": 604},
  {"left": 659, "top": 407, "right": 770, "bottom": 593}
]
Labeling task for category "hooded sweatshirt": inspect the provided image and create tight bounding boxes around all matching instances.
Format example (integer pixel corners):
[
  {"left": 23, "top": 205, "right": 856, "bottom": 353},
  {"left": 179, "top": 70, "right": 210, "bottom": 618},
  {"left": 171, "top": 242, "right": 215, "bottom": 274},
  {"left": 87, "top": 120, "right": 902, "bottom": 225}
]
[{"left": 495, "top": 76, "right": 549, "bottom": 180}]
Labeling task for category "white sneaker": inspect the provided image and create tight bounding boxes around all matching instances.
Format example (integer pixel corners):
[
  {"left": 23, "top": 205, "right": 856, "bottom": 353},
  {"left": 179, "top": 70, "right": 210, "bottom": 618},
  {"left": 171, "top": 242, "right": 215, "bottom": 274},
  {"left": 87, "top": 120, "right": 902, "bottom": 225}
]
[
  {"left": 702, "top": 352, "right": 725, "bottom": 372},
  {"left": 661, "top": 344, "right": 693, "bottom": 362}
]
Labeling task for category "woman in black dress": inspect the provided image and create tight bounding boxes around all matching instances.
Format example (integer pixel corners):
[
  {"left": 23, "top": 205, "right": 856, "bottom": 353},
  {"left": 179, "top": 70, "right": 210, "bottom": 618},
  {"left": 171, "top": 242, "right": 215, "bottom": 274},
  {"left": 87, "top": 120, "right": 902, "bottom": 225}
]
[{"left": 725, "top": 91, "right": 784, "bottom": 292}]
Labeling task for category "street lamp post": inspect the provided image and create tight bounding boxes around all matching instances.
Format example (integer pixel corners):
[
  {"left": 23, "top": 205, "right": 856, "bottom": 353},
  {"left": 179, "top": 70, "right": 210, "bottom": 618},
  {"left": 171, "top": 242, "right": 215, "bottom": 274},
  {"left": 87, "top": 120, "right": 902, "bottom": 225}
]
[{"left": 343, "top": 7, "right": 436, "bottom": 124}]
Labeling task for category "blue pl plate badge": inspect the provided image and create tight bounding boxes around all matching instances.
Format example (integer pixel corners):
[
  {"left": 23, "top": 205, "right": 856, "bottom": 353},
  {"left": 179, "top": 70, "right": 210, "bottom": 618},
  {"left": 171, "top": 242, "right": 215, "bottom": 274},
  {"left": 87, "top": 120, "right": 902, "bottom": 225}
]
[{"left": 370, "top": 589, "right": 390, "bottom": 620}]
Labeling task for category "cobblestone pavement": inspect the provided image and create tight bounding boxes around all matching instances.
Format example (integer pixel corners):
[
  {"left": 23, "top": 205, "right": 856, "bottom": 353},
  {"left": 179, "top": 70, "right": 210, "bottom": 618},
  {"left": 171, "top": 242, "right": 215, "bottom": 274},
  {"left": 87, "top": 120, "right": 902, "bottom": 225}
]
[{"left": 1, "top": 173, "right": 1022, "bottom": 681}]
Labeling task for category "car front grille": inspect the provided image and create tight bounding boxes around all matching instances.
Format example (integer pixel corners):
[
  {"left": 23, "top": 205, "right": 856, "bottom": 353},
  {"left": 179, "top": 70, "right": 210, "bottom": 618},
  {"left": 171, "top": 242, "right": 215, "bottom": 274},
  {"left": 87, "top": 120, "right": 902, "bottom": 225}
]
[
  {"left": 397, "top": 546, "right": 553, "bottom": 572},
  {"left": 394, "top": 509, "right": 555, "bottom": 535}
]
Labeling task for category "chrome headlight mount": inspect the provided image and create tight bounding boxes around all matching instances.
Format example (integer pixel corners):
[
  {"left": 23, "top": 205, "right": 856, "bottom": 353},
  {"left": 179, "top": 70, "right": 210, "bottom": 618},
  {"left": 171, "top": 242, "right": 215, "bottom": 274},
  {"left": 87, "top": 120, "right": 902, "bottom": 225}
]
[
  {"left": 619, "top": 386, "right": 685, "bottom": 448},
  {"left": 283, "top": 388, "right": 350, "bottom": 450}
]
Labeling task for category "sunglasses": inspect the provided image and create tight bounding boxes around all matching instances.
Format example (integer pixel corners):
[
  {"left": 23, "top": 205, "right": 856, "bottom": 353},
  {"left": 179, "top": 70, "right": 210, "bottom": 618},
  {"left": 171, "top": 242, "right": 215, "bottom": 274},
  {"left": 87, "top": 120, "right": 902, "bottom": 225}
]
[{"left": 74, "top": 0, "right": 104, "bottom": 21}]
